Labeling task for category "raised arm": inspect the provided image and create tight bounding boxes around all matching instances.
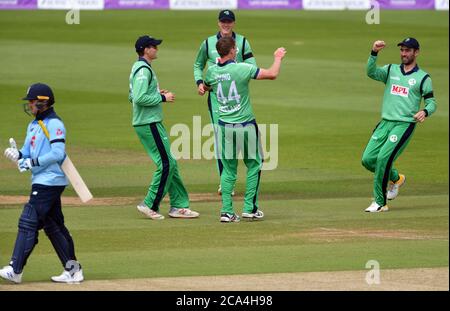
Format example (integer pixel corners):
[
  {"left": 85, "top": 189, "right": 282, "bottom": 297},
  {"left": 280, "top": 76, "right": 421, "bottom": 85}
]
[
  {"left": 256, "top": 48, "right": 286, "bottom": 80},
  {"left": 367, "top": 40, "right": 390, "bottom": 83}
]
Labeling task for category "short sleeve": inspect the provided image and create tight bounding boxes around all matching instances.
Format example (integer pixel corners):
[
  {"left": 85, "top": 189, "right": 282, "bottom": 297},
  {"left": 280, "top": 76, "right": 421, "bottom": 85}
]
[{"left": 47, "top": 119, "right": 66, "bottom": 144}]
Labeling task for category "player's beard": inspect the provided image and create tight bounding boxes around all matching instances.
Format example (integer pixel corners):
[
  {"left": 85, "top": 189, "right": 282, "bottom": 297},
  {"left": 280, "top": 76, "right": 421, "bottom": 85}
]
[{"left": 401, "top": 55, "right": 415, "bottom": 65}]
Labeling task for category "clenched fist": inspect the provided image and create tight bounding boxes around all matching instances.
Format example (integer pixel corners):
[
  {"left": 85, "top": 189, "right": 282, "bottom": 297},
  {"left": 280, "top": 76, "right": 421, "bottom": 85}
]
[
  {"left": 372, "top": 40, "right": 386, "bottom": 53},
  {"left": 274, "top": 47, "right": 287, "bottom": 60}
]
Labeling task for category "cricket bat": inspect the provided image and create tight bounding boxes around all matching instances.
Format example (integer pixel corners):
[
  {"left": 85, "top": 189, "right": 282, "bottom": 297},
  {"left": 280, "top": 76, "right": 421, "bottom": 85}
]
[{"left": 38, "top": 120, "right": 93, "bottom": 203}]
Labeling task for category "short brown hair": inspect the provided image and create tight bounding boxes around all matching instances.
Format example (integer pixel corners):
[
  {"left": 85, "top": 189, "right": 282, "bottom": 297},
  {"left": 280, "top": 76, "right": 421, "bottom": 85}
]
[{"left": 216, "top": 37, "right": 236, "bottom": 58}]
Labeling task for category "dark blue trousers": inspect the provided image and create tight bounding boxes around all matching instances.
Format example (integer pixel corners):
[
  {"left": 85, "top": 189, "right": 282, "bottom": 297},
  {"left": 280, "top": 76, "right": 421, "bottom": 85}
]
[{"left": 10, "top": 184, "right": 77, "bottom": 274}]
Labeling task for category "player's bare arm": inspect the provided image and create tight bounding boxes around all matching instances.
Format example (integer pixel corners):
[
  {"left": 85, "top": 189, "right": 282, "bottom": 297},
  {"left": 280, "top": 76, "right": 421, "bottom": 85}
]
[{"left": 257, "top": 47, "right": 286, "bottom": 80}]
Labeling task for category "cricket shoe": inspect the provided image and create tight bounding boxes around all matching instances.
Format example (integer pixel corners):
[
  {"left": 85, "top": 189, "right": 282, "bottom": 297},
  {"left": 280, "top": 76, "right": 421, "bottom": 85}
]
[
  {"left": 217, "top": 184, "right": 235, "bottom": 196},
  {"left": 137, "top": 202, "right": 165, "bottom": 220},
  {"left": 387, "top": 174, "right": 406, "bottom": 200},
  {"left": 51, "top": 269, "right": 84, "bottom": 284},
  {"left": 168, "top": 207, "right": 200, "bottom": 218},
  {"left": 0, "top": 265, "right": 22, "bottom": 284},
  {"left": 220, "top": 213, "right": 240, "bottom": 223},
  {"left": 242, "top": 210, "right": 264, "bottom": 220},
  {"left": 365, "top": 202, "right": 389, "bottom": 213}
]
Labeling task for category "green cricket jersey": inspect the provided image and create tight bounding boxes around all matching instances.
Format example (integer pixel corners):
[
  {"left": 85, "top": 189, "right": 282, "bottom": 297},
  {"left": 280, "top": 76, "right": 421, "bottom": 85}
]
[
  {"left": 194, "top": 32, "right": 257, "bottom": 86},
  {"left": 205, "top": 60, "right": 260, "bottom": 123},
  {"left": 367, "top": 52, "right": 437, "bottom": 123},
  {"left": 128, "top": 58, "right": 166, "bottom": 126}
]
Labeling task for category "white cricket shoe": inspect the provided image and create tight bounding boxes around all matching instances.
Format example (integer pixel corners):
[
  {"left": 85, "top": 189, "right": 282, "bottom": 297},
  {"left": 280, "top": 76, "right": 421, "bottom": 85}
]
[
  {"left": 242, "top": 210, "right": 264, "bottom": 220},
  {"left": 51, "top": 269, "right": 84, "bottom": 283},
  {"left": 137, "top": 202, "right": 165, "bottom": 220},
  {"left": 217, "top": 184, "right": 235, "bottom": 196},
  {"left": 365, "top": 202, "right": 389, "bottom": 213},
  {"left": 168, "top": 208, "right": 200, "bottom": 218},
  {"left": 387, "top": 174, "right": 406, "bottom": 200},
  {"left": 220, "top": 213, "right": 240, "bottom": 223},
  {"left": 0, "top": 266, "right": 22, "bottom": 284}
]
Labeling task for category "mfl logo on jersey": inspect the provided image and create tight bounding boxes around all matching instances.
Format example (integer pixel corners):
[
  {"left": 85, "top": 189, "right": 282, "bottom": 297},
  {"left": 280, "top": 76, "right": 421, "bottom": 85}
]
[{"left": 390, "top": 84, "right": 409, "bottom": 97}]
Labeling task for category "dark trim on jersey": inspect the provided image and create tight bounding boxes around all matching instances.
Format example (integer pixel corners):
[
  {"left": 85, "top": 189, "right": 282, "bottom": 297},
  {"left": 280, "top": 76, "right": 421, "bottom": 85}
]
[
  {"left": 207, "top": 93, "right": 223, "bottom": 176},
  {"left": 243, "top": 53, "right": 254, "bottom": 61},
  {"left": 218, "top": 119, "right": 257, "bottom": 127},
  {"left": 160, "top": 95, "right": 166, "bottom": 102},
  {"left": 35, "top": 107, "right": 61, "bottom": 121},
  {"left": 381, "top": 123, "right": 415, "bottom": 205},
  {"left": 242, "top": 37, "right": 247, "bottom": 57},
  {"left": 419, "top": 74, "right": 430, "bottom": 96},
  {"left": 32, "top": 158, "right": 39, "bottom": 167},
  {"left": 423, "top": 92, "right": 434, "bottom": 100},
  {"left": 205, "top": 38, "right": 209, "bottom": 59},
  {"left": 370, "top": 50, "right": 378, "bottom": 56},
  {"left": 149, "top": 123, "right": 170, "bottom": 211},
  {"left": 386, "top": 64, "right": 392, "bottom": 83},
  {"left": 400, "top": 64, "right": 419, "bottom": 76},
  {"left": 132, "top": 65, "right": 153, "bottom": 85},
  {"left": 253, "top": 68, "right": 260, "bottom": 79},
  {"left": 218, "top": 59, "right": 236, "bottom": 67},
  {"left": 50, "top": 139, "right": 65, "bottom": 144},
  {"left": 18, "top": 151, "right": 23, "bottom": 160},
  {"left": 216, "top": 32, "right": 236, "bottom": 40},
  {"left": 138, "top": 57, "right": 152, "bottom": 67},
  {"left": 196, "top": 79, "right": 204, "bottom": 86},
  {"left": 423, "top": 109, "right": 429, "bottom": 117}
]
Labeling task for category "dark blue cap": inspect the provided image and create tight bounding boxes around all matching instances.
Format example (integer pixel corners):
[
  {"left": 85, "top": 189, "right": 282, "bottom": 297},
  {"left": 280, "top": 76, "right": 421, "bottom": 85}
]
[
  {"left": 397, "top": 37, "right": 420, "bottom": 49},
  {"left": 135, "top": 35, "right": 162, "bottom": 52},
  {"left": 22, "top": 83, "right": 55, "bottom": 104},
  {"left": 218, "top": 10, "right": 235, "bottom": 22}
]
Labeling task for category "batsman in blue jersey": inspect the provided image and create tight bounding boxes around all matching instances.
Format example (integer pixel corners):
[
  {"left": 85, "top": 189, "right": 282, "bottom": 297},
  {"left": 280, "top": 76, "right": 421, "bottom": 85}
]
[{"left": 0, "top": 83, "right": 83, "bottom": 284}]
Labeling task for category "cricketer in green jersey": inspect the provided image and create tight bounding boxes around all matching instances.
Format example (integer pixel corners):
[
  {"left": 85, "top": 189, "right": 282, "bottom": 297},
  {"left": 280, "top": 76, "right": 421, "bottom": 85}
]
[
  {"left": 362, "top": 38, "right": 437, "bottom": 213},
  {"left": 129, "top": 35, "right": 199, "bottom": 220},
  {"left": 193, "top": 9, "right": 257, "bottom": 196},
  {"left": 204, "top": 36, "right": 286, "bottom": 222}
]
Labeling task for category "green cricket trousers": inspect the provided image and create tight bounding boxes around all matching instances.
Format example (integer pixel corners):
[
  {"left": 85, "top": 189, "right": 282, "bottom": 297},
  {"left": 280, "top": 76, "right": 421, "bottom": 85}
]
[
  {"left": 134, "top": 122, "right": 189, "bottom": 211},
  {"left": 361, "top": 119, "right": 416, "bottom": 206},
  {"left": 208, "top": 92, "right": 224, "bottom": 177},
  {"left": 219, "top": 120, "right": 263, "bottom": 214}
]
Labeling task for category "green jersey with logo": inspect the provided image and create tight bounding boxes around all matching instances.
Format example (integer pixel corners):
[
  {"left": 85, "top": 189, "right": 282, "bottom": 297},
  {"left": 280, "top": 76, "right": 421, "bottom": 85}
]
[
  {"left": 128, "top": 58, "right": 166, "bottom": 126},
  {"left": 367, "top": 53, "right": 437, "bottom": 123},
  {"left": 194, "top": 32, "right": 257, "bottom": 86},
  {"left": 205, "top": 60, "right": 260, "bottom": 123}
]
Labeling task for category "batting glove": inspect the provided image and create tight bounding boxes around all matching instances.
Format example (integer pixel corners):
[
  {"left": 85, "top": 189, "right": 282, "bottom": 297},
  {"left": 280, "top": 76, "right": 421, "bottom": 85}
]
[
  {"left": 17, "top": 158, "right": 38, "bottom": 172},
  {"left": 4, "top": 138, "right": 20, "bottom": 162}
]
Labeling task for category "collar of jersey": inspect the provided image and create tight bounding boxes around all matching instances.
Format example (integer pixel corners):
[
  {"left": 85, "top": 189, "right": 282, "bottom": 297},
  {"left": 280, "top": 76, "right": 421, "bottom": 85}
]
[
  {"left": 400, "top": 64, "right": 419, "bottom": 76},
  {"left": 138, "top": 57, "right": 152, "bottom": 67},
  {"left": 218, "top": 59, "right": 236, "bottom": 67},
  {"left": 216, "top": 32, "right": 236, "bottom": 40},
  {"left": 35, "top": 107, "right": 57, "bottom": 121}
]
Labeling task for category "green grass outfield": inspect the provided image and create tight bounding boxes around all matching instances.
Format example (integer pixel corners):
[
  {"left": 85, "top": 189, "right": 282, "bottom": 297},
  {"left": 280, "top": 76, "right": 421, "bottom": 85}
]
[{"left": 0, "top": 10, "right": 448, "bottom": 282}]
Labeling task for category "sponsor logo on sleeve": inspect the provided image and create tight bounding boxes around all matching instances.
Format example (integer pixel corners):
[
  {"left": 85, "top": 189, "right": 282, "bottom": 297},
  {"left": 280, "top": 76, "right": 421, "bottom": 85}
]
[
  {"left": 390, "top": 84, "right": 409, "bottom": 97},
  {"left": 56, "top": 129, "right": 64, "bottom": 136},
  {"left": 389, "top": 135, "right": 398, "bottom": 143}
]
